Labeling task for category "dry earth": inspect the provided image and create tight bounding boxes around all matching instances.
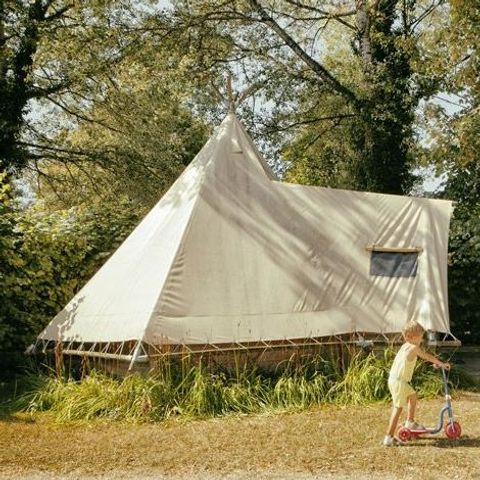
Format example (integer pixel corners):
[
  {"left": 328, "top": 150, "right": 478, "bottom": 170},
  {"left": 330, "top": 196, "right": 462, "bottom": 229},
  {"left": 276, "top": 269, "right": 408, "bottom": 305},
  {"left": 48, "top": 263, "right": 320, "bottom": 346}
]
[{"left": 1, "top": 392, "right": 479, "bottom": 480}]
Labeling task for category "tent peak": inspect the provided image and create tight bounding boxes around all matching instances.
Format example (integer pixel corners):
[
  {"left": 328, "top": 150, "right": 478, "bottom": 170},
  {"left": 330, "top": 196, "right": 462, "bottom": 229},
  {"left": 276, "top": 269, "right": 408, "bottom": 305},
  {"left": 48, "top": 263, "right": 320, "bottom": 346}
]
[
  {"left": 227, "top": 75, "right": 236, "bottom": 113},
  {"left": 212, "top": 74, "right": 264, "bottom": 114}
]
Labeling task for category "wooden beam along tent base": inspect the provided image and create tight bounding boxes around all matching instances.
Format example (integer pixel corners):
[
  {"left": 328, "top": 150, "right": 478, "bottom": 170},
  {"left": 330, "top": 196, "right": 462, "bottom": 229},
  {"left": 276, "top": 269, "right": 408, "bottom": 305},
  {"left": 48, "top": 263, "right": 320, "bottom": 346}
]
[
  {"left": 35, "top": 113, "right": 458, "bottom": 372},
  {"left": 36, "top": 331, "right": 459, "bottom": 361},
  {"left": 35, "top": 333, "right": 460, "bottom": 375},
  {"left": 34, "top": 334, "right": 377, "bottom": 373}
]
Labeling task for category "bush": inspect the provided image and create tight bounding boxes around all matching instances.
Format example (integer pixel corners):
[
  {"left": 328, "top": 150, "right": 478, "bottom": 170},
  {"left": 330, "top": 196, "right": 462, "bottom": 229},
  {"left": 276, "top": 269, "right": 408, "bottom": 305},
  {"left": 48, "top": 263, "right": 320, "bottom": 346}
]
[
  {"left": 0, "top": 192, "right": 142, "bottom": 377},
  {"left": 444, "top": 162, "right": 480, "bottom": 345}
]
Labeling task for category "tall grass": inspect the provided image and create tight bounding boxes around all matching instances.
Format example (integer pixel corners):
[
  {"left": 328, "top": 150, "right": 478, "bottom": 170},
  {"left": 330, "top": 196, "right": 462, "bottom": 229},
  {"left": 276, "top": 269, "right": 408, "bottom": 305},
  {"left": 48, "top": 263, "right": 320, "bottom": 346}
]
[
  {"left": 9, "top": 348, "right": 475, "bottom": 423},
  {"left": 327, "top": 348, "right": 393, "bottom": 405}
]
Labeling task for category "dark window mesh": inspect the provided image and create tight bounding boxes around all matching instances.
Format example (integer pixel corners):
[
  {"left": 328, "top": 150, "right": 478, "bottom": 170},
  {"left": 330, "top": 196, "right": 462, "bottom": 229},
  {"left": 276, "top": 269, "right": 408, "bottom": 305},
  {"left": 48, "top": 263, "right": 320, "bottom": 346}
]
[{"left": 370, "top": 252, "right": 418, "bottom": 277}]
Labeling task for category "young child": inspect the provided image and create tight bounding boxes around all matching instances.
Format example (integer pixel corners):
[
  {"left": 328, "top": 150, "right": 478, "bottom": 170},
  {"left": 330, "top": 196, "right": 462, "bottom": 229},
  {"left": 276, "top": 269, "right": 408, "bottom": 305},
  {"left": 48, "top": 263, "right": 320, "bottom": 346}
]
[{"left": 383, "top": 320, "right": 451, "bottom": 446}]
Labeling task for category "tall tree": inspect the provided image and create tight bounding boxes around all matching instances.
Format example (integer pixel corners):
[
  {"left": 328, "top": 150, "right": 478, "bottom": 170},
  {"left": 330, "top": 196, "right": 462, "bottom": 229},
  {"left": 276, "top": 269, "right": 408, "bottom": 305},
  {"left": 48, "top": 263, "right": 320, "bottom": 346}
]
[
  {"left": 0, "top": 0, "right": 143, "bottom": 174},
  {"left": 167, "top": 0, "right": 445, "bottom": 193}
]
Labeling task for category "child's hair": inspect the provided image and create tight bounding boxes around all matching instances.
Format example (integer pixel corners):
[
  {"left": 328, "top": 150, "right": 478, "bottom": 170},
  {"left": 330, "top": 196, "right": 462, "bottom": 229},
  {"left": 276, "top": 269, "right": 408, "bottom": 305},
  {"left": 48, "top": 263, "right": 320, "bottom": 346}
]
[{"left": 402, "top": 320, "right": 425, "bottom": 341}]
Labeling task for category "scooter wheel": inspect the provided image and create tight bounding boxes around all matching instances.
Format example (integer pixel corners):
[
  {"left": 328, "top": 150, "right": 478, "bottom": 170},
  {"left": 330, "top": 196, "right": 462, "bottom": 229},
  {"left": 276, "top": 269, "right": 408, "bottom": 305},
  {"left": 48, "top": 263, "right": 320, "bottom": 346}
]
[
  {"left": 397, "top": 426, "right": 411, "bottom": 442},
  {"left": 445, "top": 421, "right": 462, "bottom": 439}
]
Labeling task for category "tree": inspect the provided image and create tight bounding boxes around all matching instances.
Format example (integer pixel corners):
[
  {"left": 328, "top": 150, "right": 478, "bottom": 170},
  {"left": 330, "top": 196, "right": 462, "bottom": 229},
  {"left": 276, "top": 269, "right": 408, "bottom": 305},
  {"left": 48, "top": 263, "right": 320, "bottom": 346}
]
[
  {"left": 423, "top": 0, "right": 480, "bottom": 344},
  {"left": 0, "top": 2, "right": 213, "bottom": 374},
  {"left": 0, "top": 0, "right": 144, "bottom": 174},
  {"left": 164, "top": 0, "right": 445, "bottom": 194},
  {"left": 28, "top": 21, "right": 209, "bottom": 208}
]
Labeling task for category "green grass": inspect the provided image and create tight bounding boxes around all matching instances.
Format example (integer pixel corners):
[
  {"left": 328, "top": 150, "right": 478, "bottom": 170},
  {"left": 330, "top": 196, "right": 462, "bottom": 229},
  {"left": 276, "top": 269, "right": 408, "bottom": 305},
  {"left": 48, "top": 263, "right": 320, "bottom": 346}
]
[{"left": 5, "top": 349, "right": 476, "bottom": 423}]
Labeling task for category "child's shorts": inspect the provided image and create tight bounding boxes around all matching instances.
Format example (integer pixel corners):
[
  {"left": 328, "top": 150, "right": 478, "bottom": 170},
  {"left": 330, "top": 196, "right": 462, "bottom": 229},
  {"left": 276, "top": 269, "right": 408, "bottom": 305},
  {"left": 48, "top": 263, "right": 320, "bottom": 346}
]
[{"left": 388, "top": 378, "right": 415, "bottom": 409}]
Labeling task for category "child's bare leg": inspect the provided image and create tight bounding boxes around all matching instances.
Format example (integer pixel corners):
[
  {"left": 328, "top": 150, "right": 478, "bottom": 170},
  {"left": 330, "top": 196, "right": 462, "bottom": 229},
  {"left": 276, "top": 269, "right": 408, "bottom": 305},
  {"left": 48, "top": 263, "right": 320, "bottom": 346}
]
[
  {"left": 407, "top": 393, "right": 417, "bottom": 422},
  {"left": 386, "top": 406, "right": 403, "bottom": 437}
]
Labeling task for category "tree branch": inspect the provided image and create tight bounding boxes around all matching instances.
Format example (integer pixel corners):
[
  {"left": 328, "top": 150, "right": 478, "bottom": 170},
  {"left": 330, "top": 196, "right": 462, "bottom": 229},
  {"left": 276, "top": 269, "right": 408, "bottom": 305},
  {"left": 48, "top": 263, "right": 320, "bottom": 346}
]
[
  {"left": 15, "top": 141, "right": 93, "bottom": 158},
  {"left": 44, "top": 95, "right": 124, "bottom": 134},
  {"left": 266, "top": 113, "right": 357, "bottom": 133},
  {"left": 43, "top": 4, "right": 74, "bottom": 22},
  {"left": 247, "top": 0, "right": 358, "bottom": 106},
  {"left": 27, "top": 80, "right": 69, "bottom": 99},
  {"left": 283, "top": 0, "right": 356, "bottom": 30},
  {"left": 409, "top": 0, "right": 443, "bottom": 31},
  {"left": 298, "top": 118, "right": 346, "bottom": 155}
]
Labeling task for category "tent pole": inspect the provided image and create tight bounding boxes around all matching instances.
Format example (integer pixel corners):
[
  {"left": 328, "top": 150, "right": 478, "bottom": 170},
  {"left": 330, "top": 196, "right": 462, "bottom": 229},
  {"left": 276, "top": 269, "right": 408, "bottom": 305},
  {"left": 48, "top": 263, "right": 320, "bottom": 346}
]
[
  {"left": 227, "top": 74, "right": 235, "bottom": 112},
  {"left": 128, "top": 341, "right": 143, "bottom": 372}
]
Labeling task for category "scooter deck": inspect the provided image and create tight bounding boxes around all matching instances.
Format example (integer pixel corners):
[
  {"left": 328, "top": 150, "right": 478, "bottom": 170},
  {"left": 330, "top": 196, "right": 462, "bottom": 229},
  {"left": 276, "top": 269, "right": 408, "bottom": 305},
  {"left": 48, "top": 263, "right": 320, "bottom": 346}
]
[
  {"left": 409, "top": 429, "right": 428, "bottom": 434},
  {"left": 407, "top": 428, "right": 437, "bottom": 436}
]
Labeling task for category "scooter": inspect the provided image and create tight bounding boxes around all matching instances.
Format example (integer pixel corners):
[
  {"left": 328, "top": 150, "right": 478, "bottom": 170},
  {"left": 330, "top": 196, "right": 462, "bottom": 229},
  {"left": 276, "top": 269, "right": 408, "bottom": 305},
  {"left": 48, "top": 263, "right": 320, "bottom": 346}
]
[{"left": 397, "top": 367, "right": 462, "bottom": 442}]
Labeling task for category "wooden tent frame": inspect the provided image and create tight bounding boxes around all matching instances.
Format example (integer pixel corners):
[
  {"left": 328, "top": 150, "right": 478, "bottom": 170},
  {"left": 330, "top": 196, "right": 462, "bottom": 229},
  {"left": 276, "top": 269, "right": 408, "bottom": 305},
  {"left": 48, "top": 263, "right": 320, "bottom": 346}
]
[{"left": 34, "top": 330, "right": 461, "bottom": 373}]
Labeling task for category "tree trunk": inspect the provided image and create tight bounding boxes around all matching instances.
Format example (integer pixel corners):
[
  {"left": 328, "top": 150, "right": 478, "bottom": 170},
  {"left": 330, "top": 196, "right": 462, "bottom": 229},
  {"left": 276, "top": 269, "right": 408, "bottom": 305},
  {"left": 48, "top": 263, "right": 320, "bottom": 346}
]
[
  {"left": 1, "top": 1, "right": 44, "bottom": 173},
  {"left": 351, "top": 0, "right": 414, "bottom": 194},
  {"left": 247, "top": 0, "right": 416, "bottom": 194}
]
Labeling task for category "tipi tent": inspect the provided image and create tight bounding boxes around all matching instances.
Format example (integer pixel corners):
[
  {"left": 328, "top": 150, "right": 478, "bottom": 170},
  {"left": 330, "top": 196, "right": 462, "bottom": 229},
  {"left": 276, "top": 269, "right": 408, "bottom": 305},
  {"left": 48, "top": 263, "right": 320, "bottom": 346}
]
[{"left": 37, "top": 113, "right": 454, "bottom": 368}]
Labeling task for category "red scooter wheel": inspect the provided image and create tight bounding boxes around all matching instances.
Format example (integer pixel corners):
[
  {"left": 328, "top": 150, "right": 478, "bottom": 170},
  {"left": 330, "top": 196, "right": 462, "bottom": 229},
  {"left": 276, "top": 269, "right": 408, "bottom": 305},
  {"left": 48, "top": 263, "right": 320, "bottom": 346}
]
[
  {"left": 397, "top": 426, "right": 411, "bottom": 442},
  {"left": 445, "top": 421, "right": 462, "bottom": 439}
]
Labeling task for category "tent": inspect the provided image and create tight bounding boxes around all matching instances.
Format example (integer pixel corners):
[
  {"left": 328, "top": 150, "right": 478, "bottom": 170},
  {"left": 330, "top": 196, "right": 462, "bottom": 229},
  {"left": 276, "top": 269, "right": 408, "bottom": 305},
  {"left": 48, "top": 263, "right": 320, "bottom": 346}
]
[{"left": 36, "top": 113, "right": 454, "bottom": 368}]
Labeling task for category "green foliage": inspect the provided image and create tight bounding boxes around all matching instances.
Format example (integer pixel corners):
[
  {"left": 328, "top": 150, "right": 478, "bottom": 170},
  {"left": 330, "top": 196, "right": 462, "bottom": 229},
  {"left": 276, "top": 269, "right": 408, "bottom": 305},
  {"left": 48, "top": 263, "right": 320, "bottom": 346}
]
[
  {"left": 254, "top": 1, "right": 438, "bottom": 194},
  {"left": 282, "top": 92, "right": 359, "bottom": 189},
  {"left": 29, "top": 15, "right": 209, "bottom": 208},
  {"left": 171, "top": 1, "right": 445, "bottom": 194},
  {"left": 411, "top": 360, "right": 477, "bottom": 398},
  {"left": 55, "top": 88, "right": 208, "bottom": 207},
  {"left": 11, "top": 349, "right": 472, "bottom": 423},
  {"left": 0, "top": 10, "right": 209, "bottom": 376},
  {"left": 443, "top": 163, "right": 480, "bottom": 344},
  {"left": 421, "top": 1, "right": 480, "bottom": 344},
  {"left": 411, "top": 361, "right": 444, "bottom": 398},
  {"left": 349, "top": 1, "right": 420, "bottom": 194},
  {"left": 0, "top": 198, "right": 142, "bottom": 376},
  {"left": 0, "top": 173, "right": 24, "bottom": 361},
  {"left": 1, "top": 1, "right": 144, "bottom": 173}
]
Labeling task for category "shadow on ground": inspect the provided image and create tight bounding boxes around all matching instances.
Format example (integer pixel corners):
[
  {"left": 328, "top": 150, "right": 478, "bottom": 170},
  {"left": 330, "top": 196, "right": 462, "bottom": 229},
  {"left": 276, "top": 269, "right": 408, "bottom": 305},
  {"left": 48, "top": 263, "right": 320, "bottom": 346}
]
[{"left": 414, "top": 435, "right": 480, "bottom": 448}]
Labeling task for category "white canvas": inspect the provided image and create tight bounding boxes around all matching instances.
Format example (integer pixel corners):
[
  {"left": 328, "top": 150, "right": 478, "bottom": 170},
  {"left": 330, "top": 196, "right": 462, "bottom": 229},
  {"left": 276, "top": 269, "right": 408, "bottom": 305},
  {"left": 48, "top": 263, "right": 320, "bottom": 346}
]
[{"left": 38, "top": 113, "right": 453, "bottom": 355}]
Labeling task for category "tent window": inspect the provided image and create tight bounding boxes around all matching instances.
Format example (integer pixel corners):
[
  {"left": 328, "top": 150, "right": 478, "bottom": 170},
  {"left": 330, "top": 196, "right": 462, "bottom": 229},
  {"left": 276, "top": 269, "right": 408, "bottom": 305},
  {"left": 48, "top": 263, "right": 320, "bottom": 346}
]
[{"left": 369, "top": 251, "right": 418, "bottom": 277}]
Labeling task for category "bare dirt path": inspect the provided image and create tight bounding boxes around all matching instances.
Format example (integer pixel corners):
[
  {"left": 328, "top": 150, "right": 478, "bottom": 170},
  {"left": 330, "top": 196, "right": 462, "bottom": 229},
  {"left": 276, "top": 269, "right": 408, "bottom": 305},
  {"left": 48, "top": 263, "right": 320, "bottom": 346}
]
[{"left": 1, "top": 392, "right": 479, "bottom": 480}]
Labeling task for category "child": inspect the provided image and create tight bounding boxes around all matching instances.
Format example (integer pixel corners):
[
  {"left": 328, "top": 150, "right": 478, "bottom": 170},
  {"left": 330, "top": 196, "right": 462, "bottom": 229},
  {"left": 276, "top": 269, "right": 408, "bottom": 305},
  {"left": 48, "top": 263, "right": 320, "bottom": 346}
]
[{"left": 383, "top": 320, "right": 451, "bottom": 446}]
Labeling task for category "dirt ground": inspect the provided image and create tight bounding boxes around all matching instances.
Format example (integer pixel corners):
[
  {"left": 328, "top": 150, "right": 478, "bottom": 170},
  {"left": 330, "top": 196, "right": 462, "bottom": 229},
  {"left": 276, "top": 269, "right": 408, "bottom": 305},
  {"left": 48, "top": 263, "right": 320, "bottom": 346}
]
[{"left": 1, "top": 392, "right": 479, "bottom": 480}]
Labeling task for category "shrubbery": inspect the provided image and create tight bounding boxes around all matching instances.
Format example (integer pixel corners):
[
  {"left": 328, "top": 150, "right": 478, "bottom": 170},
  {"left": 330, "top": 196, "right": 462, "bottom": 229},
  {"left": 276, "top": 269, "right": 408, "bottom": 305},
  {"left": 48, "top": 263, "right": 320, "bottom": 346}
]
[
  {"left": 444, "top": 162, "right": 480, "bottom": 345},
  {"left": 0, "top": 180, "right": 142, "bottom": 376}
]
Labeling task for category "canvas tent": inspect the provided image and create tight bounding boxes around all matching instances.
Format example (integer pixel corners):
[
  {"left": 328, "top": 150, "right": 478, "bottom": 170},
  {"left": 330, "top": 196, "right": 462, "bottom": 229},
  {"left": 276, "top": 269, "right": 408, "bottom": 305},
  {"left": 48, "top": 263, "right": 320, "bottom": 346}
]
[{"left": 36, "top": 113, "right": 454, "bottom": 368}]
